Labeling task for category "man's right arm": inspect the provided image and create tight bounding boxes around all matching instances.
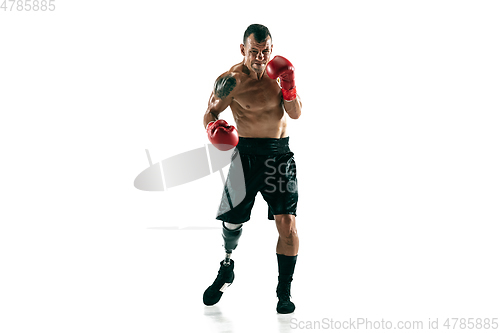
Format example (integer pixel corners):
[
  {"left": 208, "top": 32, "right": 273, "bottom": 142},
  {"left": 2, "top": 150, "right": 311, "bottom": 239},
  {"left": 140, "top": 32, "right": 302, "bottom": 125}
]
[{"left": 203, "top": 73, "right": 237, "bottom": 128}]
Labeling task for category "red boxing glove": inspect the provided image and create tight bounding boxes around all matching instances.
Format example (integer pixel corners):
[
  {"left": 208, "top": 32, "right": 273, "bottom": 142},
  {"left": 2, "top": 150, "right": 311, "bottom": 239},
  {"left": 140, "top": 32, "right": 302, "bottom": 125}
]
[
  {"left": 266, "top": 55, "right": 297, "bottom": 101},
  {"left": 207, "top": 120, "right": 239, "bottom": 151}
]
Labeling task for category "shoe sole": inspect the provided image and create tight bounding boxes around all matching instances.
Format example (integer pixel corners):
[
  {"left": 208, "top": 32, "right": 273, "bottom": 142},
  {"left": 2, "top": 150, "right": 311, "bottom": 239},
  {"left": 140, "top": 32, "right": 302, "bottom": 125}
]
[{"left": 277, "top": 303, "right": 295, "bottom": 314}]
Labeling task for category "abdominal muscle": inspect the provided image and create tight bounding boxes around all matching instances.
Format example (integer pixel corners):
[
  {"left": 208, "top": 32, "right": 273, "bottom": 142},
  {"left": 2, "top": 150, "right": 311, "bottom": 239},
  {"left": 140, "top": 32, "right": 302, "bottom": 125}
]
[{"left": 230, "top": 103, "right": 288, "bottom": 139}]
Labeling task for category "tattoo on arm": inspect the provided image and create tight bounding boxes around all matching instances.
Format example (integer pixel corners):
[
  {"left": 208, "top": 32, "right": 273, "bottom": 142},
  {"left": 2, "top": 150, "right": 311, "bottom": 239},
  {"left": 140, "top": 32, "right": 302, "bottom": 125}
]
[{"left": 214, "top": 74, "right": 236, "bottom": 99}]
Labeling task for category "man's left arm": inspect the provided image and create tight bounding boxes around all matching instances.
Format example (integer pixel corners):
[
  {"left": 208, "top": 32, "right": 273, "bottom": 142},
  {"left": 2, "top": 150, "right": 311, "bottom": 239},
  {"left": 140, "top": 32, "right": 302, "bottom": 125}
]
[
  {"left": 267, "top": 55, "right": 302, "bottom": 119},
  {"left": 283, "top": 95, "right": 302, "bottom": 119}
]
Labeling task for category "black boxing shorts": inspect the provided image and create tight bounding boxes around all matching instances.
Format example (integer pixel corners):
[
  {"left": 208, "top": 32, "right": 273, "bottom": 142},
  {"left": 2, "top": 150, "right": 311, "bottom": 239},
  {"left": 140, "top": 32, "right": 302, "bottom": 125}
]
[{"left": 216, "top": 137, "right": 298, "bottom": 223}]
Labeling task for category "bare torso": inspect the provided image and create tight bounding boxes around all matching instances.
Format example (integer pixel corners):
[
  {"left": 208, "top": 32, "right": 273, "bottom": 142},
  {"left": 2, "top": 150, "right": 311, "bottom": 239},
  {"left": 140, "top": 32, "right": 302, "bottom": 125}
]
[{"left": 206, "top": 62, "right": 288, "bottom": 139}]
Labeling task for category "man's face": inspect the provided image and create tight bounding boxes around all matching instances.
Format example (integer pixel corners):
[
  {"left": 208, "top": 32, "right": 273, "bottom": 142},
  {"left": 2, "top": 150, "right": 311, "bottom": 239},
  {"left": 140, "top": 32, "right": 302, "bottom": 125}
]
[{"left": 240, "top": 34, "right": 273, "bottom": 74}]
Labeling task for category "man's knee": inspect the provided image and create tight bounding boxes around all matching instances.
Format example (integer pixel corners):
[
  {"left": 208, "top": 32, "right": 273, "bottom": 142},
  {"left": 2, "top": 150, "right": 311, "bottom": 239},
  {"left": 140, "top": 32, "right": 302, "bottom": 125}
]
[{"left": 275, "top": 214, "right": 297, "bottom": 238}]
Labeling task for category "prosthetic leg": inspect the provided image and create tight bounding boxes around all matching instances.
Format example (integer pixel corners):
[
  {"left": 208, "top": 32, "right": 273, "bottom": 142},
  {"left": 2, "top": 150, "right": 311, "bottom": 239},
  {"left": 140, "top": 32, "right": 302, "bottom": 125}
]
[
  {"left": 222, "top": 222, "right": 243, "bottom": 266},
  {"left": 203, "top": 222, "right": 243, "bottom": 306}
]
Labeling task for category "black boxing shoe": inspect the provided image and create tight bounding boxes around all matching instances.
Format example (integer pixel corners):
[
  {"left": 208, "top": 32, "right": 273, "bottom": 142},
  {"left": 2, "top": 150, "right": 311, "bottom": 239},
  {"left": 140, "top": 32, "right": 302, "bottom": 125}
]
[
  {"left": 276, "top": 276, "right": 295, "bottom": 314},
  {"left": 203, "top": 259, "right": 235, "bottom": 306}
]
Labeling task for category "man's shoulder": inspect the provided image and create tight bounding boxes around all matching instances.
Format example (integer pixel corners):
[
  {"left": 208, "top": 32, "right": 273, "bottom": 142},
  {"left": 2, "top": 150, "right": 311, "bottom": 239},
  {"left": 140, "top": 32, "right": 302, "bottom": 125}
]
[{"left": 213, "top": 63, "right": 246, "bottom": 99}]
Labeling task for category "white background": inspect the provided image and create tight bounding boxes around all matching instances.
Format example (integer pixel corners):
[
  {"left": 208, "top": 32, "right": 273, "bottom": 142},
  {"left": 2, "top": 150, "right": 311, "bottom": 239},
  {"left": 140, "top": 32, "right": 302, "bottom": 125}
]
[{"left": 1, "top": 1, "right": 499, "bottom": 332}]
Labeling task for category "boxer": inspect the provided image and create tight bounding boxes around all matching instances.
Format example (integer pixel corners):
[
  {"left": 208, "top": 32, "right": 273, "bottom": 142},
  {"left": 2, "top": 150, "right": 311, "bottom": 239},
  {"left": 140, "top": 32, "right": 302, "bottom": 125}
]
[{"left": 202, "top": 24, "right": 302, "bottom": 314}]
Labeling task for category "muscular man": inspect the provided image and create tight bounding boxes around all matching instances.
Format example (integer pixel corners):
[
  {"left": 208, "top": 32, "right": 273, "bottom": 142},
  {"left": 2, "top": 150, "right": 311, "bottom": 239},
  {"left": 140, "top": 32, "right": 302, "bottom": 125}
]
[{"left": 202, "top": 24, "right": 302, "bottom": 314}]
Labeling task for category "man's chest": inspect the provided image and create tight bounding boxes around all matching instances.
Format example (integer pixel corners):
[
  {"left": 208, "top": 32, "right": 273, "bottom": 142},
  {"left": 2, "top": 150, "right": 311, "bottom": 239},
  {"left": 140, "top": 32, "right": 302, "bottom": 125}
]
[{"left": 232, "top": 79, "right": 282, "bottom": 111}]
